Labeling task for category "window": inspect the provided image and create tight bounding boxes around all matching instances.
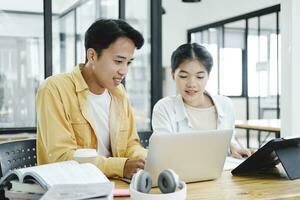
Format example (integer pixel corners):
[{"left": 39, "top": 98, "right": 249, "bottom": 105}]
[
  {"left": 188, "top": 5, "right": 280, "bottom": 99},
  {"left": 221, "top": 20, "right": 245, "bottom": 96},
  {"left": 188, "top": 5, "right": 280, "bottom": 120},
  {"left": 0, "top": 0, "right": 162, "bottom": 134},
  {"left": 0, "top": 0, "right": 44, "bottom": 128},
  {"left": 125, "top": 0, "right": 151, "bottom": 131}
]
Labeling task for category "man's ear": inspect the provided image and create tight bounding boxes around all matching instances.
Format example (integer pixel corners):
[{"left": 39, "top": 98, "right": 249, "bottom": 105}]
[{"left": 86, "top": 48, "right": 97, "bottom": 63}]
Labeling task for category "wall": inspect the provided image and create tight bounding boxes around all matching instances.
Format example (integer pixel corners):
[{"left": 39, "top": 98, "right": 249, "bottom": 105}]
[
  {"left": 163, "top": 0, "right": 300, "bottom": 137},
  {"left": 281, "top": 0, "right": 300, "bottom": 137}
]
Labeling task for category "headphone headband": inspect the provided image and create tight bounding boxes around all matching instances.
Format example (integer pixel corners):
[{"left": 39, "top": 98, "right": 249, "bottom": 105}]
[{"left": 130, "top": 181, "right": 187, "bottom": 200}]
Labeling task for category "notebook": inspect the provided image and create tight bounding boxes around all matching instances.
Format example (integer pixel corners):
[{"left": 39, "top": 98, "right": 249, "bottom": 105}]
[{"left": 145, "top": 129, "right": 233, "bottom": 186}]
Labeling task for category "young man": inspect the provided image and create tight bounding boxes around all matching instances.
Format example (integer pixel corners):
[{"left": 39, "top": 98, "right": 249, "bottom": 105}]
[{"left": 36, "top": 19, "right": 147, "bottom": 178}]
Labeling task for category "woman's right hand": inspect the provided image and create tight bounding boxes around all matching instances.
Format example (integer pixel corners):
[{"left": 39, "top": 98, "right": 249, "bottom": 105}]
[{"left": 230, "top": 144, "right": 255, "bottom": 159}]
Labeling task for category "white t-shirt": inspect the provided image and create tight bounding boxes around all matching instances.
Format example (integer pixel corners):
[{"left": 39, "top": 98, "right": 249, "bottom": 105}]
[
  {"left": 184, "top": 104, "right": 217, "bottom": 130},
  {"left": 87, "top": 90, "right": 111, "bottom": 157}
]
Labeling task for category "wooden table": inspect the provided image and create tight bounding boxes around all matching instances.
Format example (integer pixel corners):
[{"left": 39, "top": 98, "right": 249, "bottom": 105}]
[
  {"left": 112, "top": 170, "right": 300, "bottom": 200},
  {"left": 235, "top": 119, "right": 281, "bottom": 148}
]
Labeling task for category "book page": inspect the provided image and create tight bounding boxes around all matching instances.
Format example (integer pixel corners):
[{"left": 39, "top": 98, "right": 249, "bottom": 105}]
[
  {"left": 5, "top": 190, "right": 42, "bottom": 200},
  {"left": 0, "top": 168, "right": 25, "bottom": 185},
  {"left": 21, "top": 160, "right": 109, "bottom": 189},
  {"left": 40, "top": 182, "right": 114, "bottom": 200},
  {"left": 10, "top": 180, "right": 45, "bottom": 194}
]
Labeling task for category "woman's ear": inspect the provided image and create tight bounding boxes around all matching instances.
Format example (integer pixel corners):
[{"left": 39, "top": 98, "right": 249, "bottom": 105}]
[{"left": 171, "top": 72, "right": 175, "bottom": 80}]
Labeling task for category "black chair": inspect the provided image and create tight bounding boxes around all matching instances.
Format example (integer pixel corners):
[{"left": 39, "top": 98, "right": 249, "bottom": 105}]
[
  {"left": 0, "top": 139, "right": 37, "bottom": 199},
  {"left": 138, "top": 131, "right": 152, "bottom": 148}
]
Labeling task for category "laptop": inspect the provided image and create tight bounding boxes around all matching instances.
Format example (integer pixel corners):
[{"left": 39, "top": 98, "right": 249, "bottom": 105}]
[{"left": 145, "top": 129, "right": 233, "bottom": 186}]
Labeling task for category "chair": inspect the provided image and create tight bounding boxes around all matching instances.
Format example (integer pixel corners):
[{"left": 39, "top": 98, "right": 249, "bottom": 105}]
[
  {"left": 138, "top": 131, "right": 152, "bottom": 148},
  {"left": 0, "top": 139, "right": 37, "bottom": 199},
  {"left": 0, "top": 138, "right": 37, "bottom": 177}
]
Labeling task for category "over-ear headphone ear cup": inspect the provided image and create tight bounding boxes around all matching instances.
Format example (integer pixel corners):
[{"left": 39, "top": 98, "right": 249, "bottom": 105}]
[
  {"left": 136, "top": 171, "right": 152, "bottom": 193},
  {"left": 158, "top": 170, "right": 177, "bottom": 193}
]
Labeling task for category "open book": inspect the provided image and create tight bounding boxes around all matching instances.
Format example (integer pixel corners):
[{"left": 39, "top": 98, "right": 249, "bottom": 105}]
[
  {"left": 0, "top": 160, "right": 109, "bottom": 191},
  {"left": 40, "top": 182, "right": 114, "bottom": 200}
]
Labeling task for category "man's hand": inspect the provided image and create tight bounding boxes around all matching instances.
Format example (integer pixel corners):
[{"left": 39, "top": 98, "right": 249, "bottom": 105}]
[
  {"left": 123, "top": 159, "right": 145, "bottom": 178},
  {"left": 230, "top": 144, "right": 254, "bottom": 159}
]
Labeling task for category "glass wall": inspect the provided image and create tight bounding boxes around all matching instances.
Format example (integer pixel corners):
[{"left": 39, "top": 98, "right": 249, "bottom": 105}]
[
  {"left": 0, "top": 0, "right": 162, "bottom": 134},
  {"left": 221, "top": 20, "right": 245, "bottom": 96},
  {"left": 249, "top": 13, "right": 279, "bottom": 119},
  {"left": 189, "top": 7, "right": 280, "bottom": 99},
  {"left": 0, "top": 0, "right": 44, "bottom": 128},
  {"left": 248, "top": 17, "right": 259, "bottom": 98},
  {"left": 189, "top": 5, "right": 280, "bottom": 122},
  {"left": 125, "top": 0, "right": 151, "bottom": 131},
  {"left": 248, "top": 13, "right": 279, "bottom": 98},
  {"left": 76, "top": 0, "right": 96, "bottom": 64},
  {"left": 191, "top": 28, "right": 220, "bottom": 95},
  {"left": 206, "top": 28, "right": 220, "bottom": 95}
]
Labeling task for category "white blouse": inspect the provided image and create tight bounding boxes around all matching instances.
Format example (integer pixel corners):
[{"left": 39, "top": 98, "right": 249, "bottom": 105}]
[{"left": 152, "top": 92, "right": 238, "bottom": 145}]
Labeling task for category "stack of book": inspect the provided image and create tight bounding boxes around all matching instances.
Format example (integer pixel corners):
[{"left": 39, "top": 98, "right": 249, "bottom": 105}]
[{"left": 0, "top": 160, "right": 114, "bottom": 200}]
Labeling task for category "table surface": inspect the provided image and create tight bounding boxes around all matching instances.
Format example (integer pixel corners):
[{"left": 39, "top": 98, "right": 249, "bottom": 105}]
[
  {"left": 112, "top": 168, "right": 300, "bottom": 200},
  {"left": 235, "top": 119, "right": 281, "bottom": 132}
]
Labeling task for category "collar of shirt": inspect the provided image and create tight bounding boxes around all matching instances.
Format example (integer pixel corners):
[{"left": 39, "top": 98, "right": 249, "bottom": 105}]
[
  {"left": 71, "top": 63, "right": 124, "bottom": 99},
  {"left": 174, "top": 92, "right": 225, "bottom": 128}
]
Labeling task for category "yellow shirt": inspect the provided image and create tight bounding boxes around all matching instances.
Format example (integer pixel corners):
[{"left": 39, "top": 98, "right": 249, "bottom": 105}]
[{"left": 36, "top": 64, "right": 147, "bottom": 178}]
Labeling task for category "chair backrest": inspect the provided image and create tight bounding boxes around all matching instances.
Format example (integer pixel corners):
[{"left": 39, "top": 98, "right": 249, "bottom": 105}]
[
  {"left": 138, "top": 131, "right": 152, "bottom": 148},
  {"left": 0, "top": 139, "right": 37, "bottom": 178}
]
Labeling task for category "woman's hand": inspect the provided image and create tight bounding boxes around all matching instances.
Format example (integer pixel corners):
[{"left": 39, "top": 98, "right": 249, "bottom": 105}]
[{"left": 230, "top": 144, "right": 254, "bottom": 159}]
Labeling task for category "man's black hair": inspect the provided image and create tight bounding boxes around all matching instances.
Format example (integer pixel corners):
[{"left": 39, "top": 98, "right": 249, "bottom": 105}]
[{"left": 84, "top": 19, "right": 144, "bottom": 63}]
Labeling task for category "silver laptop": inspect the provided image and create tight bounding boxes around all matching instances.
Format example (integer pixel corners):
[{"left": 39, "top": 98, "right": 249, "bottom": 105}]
[{"left": 145, "top": 129, "right": 233, "bottom": 186}]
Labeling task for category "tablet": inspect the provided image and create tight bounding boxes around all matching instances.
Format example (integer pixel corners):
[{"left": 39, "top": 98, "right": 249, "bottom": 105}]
[{"left": 232, "top": 137, "right": 300, "bottom": 180}]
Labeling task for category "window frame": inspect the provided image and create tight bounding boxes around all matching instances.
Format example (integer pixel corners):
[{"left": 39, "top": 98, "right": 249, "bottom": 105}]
[{"left": 187, "top": 5, "right": 280, "bottom": 99}]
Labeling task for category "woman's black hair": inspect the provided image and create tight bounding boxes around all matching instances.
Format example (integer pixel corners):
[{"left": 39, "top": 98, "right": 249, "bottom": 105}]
[
  {"left": 170, "top": 43, "right": 213, "bottom": 74},
  {"left": 84, "top": 19, "right": 144, "bottom": 63}
]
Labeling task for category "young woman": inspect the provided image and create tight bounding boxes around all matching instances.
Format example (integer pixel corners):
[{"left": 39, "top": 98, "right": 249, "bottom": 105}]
[{"left": 152, "top": 43, "right": 251, "bottom": 159}]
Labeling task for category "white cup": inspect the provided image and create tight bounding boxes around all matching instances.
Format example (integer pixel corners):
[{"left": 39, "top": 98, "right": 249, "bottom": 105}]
[{"left": 74, "top": 148, "right": 98, "bottom": 165}]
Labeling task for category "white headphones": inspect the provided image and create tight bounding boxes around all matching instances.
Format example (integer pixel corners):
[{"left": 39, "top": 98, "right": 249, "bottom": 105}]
[{"left": 129, "top": 169, "right": 187, "bottom": 200}]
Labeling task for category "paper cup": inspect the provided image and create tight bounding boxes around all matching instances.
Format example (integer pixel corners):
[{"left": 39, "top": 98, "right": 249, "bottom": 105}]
[{"left": 74, "top": 148, "right": 98, "bottom": 165}]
